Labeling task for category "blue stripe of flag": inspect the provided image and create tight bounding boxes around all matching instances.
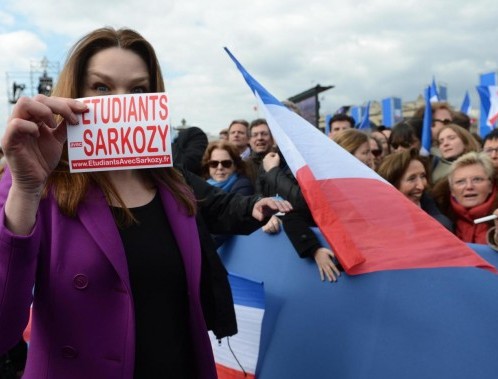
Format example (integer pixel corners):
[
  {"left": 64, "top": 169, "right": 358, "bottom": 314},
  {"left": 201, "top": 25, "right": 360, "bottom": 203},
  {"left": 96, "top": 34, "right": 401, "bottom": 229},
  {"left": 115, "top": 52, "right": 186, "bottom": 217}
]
[
  {"left": 224, "top": 47, "right": 281, "bottom": 107},
  {"left": 228, "top": 273, "right": 265, "bottom": 310}
]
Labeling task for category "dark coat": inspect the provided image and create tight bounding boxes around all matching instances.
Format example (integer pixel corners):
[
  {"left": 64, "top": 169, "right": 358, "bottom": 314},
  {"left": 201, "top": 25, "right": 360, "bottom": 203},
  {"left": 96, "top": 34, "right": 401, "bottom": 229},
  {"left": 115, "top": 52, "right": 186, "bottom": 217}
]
[
  {"left": 172, "top": 127, "right": 208, "bottom": 176},
  {"left": 250, "top": 151, "right": 306, "bottom": 208},
  {"left": 181, "top": 169, "right": 262, "bottom": 339}
]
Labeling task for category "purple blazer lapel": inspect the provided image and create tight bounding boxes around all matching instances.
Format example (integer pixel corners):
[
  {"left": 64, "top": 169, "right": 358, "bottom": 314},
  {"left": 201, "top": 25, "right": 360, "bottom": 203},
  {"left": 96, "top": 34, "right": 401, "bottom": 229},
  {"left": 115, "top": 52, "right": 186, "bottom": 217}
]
[
  {"left": 76, "top": 183, "right": 200, "bottom": 296},
  {"left": 77, "top": 185, "right": 130, "bottom": 290},
  {"left": 158, "top": 187, "right": 201, "bottom": 289}
]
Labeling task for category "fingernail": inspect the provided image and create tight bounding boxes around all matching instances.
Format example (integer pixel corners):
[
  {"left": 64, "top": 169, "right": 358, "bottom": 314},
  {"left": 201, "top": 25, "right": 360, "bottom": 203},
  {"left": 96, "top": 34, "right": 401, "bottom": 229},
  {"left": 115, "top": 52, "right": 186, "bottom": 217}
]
[
  {"left": 76, "top": 101, "right": 88, "bottom": 110},
  {"left": 69, "top": 115, "right": 79, "bottom": 125}
]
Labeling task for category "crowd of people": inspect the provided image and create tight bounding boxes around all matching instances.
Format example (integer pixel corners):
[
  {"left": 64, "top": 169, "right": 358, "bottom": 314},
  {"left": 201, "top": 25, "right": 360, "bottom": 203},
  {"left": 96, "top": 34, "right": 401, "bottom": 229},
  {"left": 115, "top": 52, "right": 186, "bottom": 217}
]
[
  {"left": 0, "top": 25, "right": 497, "bottom": 379},
  {"left": 215, "top": 100, "right": 498, "bottom": 281}
]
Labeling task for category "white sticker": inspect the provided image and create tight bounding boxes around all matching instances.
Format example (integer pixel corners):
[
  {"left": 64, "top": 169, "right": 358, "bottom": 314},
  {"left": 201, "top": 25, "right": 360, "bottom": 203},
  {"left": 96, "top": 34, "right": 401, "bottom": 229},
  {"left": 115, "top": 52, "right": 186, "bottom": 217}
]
[{"left": 67, "top": 93, "right": 173, "bottom": 173}]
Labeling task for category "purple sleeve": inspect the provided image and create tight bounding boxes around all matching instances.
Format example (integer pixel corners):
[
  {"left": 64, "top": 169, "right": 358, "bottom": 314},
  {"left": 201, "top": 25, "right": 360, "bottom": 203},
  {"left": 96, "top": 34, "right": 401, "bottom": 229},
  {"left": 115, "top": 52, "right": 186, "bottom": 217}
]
[{"left": 0, "top": 168, "right": 41, "bottom": 353}]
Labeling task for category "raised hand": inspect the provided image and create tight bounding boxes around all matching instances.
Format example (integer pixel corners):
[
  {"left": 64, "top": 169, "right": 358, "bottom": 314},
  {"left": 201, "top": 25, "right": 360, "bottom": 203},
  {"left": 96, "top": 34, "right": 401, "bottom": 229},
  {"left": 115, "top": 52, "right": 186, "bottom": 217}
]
[
  {"left": 2, "top": 95, "right": 87, "bottom": 235},
  {"left": 2, "top": 95, "right": 87, "bottom": 195},
  {"left": 262, "top": 152, "right": 280, "bottom": 172}
]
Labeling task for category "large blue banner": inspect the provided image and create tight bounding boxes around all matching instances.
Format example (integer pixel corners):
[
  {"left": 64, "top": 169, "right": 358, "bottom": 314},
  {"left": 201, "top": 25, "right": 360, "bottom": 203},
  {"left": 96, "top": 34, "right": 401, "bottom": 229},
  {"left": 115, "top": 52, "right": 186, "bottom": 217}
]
[{"left": 220, "top": 229, "right": 498, "bottom": 379}]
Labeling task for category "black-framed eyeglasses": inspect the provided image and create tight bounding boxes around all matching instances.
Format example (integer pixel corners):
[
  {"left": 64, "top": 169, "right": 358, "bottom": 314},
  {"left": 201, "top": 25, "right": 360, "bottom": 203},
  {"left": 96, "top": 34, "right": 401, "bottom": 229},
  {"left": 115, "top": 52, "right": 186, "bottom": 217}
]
[
  {"left": 208, "top": 160, "right": 234, "bottom": 169},
  {"left": 433, "top": 118, "right": 452, "bottom": 125}
]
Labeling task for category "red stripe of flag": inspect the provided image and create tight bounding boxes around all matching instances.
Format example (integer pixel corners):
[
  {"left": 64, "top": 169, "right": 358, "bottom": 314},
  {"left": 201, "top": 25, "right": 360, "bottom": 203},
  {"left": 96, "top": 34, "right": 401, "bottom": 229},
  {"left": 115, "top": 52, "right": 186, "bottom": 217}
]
[{"left": 297, "top": 165, "right": 496, "bottom": 274}]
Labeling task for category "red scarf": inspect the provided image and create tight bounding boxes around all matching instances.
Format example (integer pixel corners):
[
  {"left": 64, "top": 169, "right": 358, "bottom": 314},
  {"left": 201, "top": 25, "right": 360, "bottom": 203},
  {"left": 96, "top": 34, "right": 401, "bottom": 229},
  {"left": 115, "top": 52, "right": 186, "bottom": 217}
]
[{"left": 450, "top": 186, "right": 497, "bottom": 244}]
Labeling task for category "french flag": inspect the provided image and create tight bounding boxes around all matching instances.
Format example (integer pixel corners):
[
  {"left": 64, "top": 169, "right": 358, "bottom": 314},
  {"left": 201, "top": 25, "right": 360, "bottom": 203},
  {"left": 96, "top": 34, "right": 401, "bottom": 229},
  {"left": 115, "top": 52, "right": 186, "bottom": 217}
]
[
  {"left": 357, "top": 101, "right": 371, "bottom": 130},
  {"left": 429, "top": 77, "right": 440, "bottom": 103},
  {"left": 419, "top": 86, "right": 432, "bottom": 157},
  {"left": 225, "top": 48, "right": 495, "bottom": 275},
  {"left": 477, "top": 85, "right": 498, "bottom": 130},
  {"left": 460, "top": 91, "right": 471, "bottom": 116},
  {"left": 210, "top": 274, "right": 265, "bottom": 379}
]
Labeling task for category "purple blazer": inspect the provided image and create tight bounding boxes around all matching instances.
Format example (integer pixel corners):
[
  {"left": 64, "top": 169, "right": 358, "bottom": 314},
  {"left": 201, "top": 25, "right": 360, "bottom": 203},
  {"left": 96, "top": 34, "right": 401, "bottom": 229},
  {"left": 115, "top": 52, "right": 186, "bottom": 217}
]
[{"left": 0, "top": 170, "right": 217, "bottom": 379}]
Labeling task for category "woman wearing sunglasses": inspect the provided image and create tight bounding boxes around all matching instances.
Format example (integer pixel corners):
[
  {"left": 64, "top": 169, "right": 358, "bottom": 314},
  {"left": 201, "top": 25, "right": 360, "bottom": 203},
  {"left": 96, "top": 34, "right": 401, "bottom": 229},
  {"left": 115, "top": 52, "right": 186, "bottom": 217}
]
[
  {"left": 201, "top": 140, "right": 254, "bottom": 195},
  {"left": 388, "top": 121, "right": 421, "bottom": 153},
  {"left": 201, "top": 141, "right": 255, "bottom": 247}
]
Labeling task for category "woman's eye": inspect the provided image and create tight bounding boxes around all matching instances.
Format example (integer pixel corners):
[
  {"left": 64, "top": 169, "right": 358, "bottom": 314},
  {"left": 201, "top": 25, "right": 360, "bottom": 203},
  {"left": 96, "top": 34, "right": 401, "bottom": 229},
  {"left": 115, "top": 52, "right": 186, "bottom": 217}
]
[
  {"left": 131, "top": 87, "right": 146, "bottom": 94},
  {"left": 94, "top": 84, "right": 109, "bottom": 93}
]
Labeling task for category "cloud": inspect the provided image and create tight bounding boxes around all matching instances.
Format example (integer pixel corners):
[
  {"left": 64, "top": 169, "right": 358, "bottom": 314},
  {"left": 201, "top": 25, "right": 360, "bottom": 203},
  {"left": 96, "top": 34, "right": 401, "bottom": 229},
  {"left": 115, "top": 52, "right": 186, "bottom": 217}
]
[
  {"left": 0, "top": 30, "right": 46, "bottom": 119},
  {"left": 0, "top": 0, "right": 496, "bottom": 137}
]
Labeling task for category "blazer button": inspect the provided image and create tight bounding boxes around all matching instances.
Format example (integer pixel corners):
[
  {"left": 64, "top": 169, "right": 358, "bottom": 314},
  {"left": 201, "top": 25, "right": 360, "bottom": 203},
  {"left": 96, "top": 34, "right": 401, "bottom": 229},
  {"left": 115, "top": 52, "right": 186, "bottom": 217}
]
[
  {"left": 73, "top": 274, "right": 89, "bottom": 290},
  {"left": 61, "top": 346, "right": 78, "bottom": 359}
]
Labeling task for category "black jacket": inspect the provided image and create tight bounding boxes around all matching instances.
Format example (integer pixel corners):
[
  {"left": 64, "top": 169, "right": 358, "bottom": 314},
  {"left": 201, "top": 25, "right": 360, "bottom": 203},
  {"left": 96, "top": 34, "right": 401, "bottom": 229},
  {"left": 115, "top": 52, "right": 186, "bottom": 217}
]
[
  {"left": 172, "top": 127, "right": 208, "bottom": 176},
  {"left": 251, "top": 151, "right": 306, "bottom": 208},
  {"left": 181, "top": 168, "right": 262, "bottom": 339},
  {"left": 282, "top": 205, "right": 322, "bottom": 259}
]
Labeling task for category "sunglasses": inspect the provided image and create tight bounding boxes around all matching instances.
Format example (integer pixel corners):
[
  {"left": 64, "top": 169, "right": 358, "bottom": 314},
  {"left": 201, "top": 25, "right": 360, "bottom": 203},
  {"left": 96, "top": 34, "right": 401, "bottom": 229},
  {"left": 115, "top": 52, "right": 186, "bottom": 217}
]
[
  {"left": 371, "top": 149, "right": 382, "bottom": 157},
  {"left": 208, "top": 160, "right": 233, "bottom": 169},
  {"left": 391, "top": 141, "right": 413, "bottom": 149},
  {"left": 433, "top": 118, "right": 452, "bottom": 125}
]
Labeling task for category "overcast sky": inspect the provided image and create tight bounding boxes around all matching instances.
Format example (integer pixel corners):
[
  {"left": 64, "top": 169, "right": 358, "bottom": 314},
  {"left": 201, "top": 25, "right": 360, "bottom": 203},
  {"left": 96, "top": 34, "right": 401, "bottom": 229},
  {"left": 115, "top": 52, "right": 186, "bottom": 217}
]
[{"left": 0, "top": 0, "right": 496, "bottom": 138}]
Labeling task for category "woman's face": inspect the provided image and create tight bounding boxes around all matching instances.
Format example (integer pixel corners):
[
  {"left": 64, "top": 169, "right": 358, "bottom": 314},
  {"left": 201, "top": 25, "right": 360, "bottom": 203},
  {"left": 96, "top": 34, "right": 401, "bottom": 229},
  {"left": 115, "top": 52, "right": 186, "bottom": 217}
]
[
  {"left": 82, "top": 47, "right": 150, "bottom": 97},
  {"left": 209, "top": 148, "right": 236, "bottom": 182},
  {"left": 450, "top": 164, "right": 493, "bottom": 208},
  {"left": 353, "top": 141, "right": 374, "bottom": 168},
  {"left": 398, "top": 160, "right": 427, "bottom": 206},
  {"left": 438, "top": 128, "right": 465, "bottom": 160}
]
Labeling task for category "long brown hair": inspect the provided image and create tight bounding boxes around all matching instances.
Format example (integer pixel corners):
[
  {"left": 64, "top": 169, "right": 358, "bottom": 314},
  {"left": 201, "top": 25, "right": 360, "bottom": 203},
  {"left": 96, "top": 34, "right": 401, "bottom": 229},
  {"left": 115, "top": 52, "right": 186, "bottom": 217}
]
[
  {"left": 377, "top": 148, "right": 431, "bottom": 189},
  {"left": 333, "top": 128, "right": 369, "bottom": 154},
  {"left": 47, "top": 27, "right": 195, "bottom": 218}
]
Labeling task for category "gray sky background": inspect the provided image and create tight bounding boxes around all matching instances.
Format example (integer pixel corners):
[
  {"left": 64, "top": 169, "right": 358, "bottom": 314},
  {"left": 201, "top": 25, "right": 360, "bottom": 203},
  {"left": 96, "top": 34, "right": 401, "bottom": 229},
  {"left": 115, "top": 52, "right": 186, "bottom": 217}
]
[{"left": 0, "top": 0, "right": 496, "bottom": 138}]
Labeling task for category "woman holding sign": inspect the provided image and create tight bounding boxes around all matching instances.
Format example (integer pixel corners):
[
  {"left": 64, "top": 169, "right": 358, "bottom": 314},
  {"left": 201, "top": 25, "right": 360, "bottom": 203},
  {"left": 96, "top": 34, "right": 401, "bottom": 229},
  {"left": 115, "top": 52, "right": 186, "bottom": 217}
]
[{"left": 0, "top": 27, "right": 291, "bottom": 379}]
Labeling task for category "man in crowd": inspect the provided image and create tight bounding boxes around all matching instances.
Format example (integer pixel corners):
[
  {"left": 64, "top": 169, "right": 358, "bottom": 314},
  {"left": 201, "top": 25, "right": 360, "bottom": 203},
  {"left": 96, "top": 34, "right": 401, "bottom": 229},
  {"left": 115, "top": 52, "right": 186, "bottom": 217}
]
[
  {"left": 247, "top": 118, "right": 304, "bottom": 209},
  {"left": 249, "top": 118, "right": 275, "bottom": 157},
  {"left": 327, "top": 114, "right": 355, "bottom": 139},
  {"left": 482, "top": 129, "right": 498, "bottom": 171},
  {"left": 219, "top": 128, "right": 228, "bottom": 140},
  {"left": 228, "top": 119, "right": 251, "bottom": 159}
]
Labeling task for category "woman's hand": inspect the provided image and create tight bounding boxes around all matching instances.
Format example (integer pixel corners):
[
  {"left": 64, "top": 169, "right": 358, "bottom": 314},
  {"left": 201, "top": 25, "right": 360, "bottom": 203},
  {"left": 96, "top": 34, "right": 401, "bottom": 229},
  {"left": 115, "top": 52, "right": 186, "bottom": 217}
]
[
  {"left": 313, "top": 247, "right": 341, "bottom": 282},
  {"left": 2, "top": 95, "right": 87, "bottom": 194}
]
